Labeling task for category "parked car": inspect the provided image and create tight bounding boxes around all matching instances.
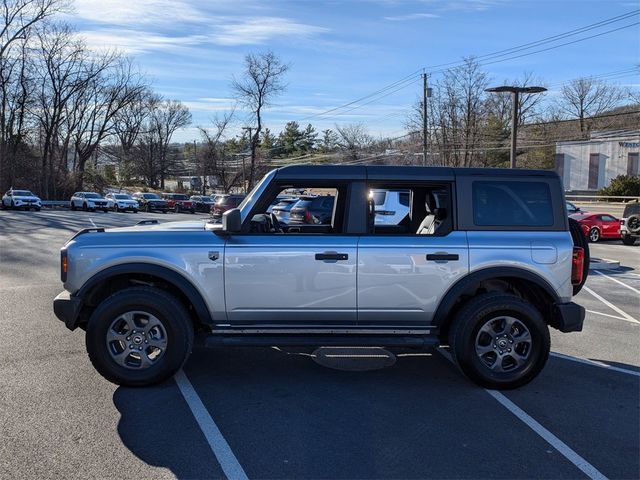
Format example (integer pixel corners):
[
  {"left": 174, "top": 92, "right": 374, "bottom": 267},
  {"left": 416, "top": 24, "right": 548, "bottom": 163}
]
[
  {"left": 105, "top": 193, "right": 139, "bottom": 213},
  {"left": 1, "top": 189, "right": 42, "bottom": 211},
  {"left": 211, "top": 194, "right": 245, "bottom": 220},
  {"left": 371, "top": 189, "right": 410, "bottom": 225},
  {"left": 54, "top": 165, "right": 587, "bottom": 390},
  {"left": 132, "top": 192, "right": 168, "bottom": 213},
  {"left": 619, "top": 200, "right": 640, "bottom": 246},
  {"left": 569, "top": 212, "right": 621, "bottom": 242},
  {"left": 271, "top": 198, "right": 300, "bottom": 224},
  {"left": 289, "top": 195, "right": 335, "bottom": 224},
  {"left": 190, "top": 195, "right": 215, "bottom": 213},
  {"left": 70, "top": 192, "right": 109, "bottom": 212},
  {"left": 565, "top": 201, "right": 583, "bottom": 215},
  {"left": 162, "top": 193, "right": 195, "bottom": 213}
]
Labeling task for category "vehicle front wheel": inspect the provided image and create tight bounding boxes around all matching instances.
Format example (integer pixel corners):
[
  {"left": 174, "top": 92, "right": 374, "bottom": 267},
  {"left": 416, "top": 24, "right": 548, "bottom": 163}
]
[
  {"left": 589, "top": 227, "right": 600, "bottom": 242},
  {"left": 448, "top": 293, "right": 550, "bottom": 390},
  {"left": 71, "top": 202, "right": 76, "bottom": 211},
  {"left": 621, "top": 234, "right": 637, "bottom": 246},
  {"left": 86, "top": 287, "right": 194, "bottom": 387},
  {"left": 83, "top": 202, "right": 88, "bottom": 212}
]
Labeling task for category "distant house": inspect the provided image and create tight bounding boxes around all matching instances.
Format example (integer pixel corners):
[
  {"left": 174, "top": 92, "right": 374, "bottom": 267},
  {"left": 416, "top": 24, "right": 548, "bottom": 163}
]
[{"left": 555, "top": 129, "right": 640, "bottom": 191}]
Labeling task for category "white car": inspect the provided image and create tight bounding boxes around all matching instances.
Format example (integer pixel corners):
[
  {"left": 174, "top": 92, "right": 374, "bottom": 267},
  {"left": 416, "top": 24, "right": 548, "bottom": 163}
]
[
  {"left": 105, "top": 193, "right": 139, "bottom": 213},
  {"left": 2, "top": 189, "right": 42, "bottom": 211},
  {"left": 370, "top": 189, "right": 410, "bottom": 226},
  {"left": 70, "top": 192, "right": 109, "bottom": 212}
]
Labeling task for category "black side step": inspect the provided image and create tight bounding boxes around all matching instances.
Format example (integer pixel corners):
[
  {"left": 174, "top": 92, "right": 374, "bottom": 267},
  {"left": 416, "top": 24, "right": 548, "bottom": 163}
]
[{"left": 204, "top": 335, "right": 439, "bottom": 348}]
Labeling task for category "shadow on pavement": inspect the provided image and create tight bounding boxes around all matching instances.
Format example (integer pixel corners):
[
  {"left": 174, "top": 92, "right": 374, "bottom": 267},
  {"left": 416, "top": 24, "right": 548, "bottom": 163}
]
[{"left": 113, "top": 382, "right": 225, "bottom": 480}]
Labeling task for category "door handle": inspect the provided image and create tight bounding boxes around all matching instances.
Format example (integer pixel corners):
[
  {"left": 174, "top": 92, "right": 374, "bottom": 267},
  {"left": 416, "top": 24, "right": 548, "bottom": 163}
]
[
  {"left": 315, "top": 251, "right": 349, "bottom": 261},
  {"left": 426, "top": 253, "right": 459, "bottom": 262}
]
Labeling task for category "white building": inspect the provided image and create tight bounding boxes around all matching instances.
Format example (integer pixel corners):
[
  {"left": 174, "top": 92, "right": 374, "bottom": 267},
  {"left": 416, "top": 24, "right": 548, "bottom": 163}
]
[{"left": 555, "top": 129, "right": 640, "bottom": 191}]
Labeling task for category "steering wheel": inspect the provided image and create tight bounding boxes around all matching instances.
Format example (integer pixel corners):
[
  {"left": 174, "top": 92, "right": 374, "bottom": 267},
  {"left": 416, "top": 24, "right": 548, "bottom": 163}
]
[{"left": 270, "top": 213, "right": 284, "bottom": 233}]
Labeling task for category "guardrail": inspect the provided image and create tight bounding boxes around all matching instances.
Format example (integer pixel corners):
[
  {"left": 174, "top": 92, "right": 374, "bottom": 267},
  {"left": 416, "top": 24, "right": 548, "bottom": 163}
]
[
  {"left": 41, "top": 201, "right": 70, "bottom": 208},
  {"left": 565, "top": 195, "right": 640, "bottom": 203}
]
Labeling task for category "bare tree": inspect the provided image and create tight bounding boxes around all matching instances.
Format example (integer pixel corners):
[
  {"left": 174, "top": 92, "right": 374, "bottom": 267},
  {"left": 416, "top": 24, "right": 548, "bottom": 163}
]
[
  {"left": 231, "top": 51, "right": 288, "bottom": 189},
  {"left": 335, "top": 123, "right": 373, "bottom": 161},
  {"left": 560, "top": 78, "right": 626, "bottom": 135},
  {"left": 198, "top": 111, "right": 243, "bottom": 193}
]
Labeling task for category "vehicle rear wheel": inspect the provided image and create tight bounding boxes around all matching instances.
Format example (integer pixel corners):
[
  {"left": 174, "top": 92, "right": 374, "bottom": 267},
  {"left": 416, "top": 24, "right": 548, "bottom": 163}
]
[
  {"left": 175, "top": 205, "right": 180, "bottom": 213},
  {"left": 10, "top": 200, "right": 14, "bottom": 210},
  {"left": 448, "top": 293, "right": 550, "bottom": 390},
  {"left": 86, "top": 287, "right": 194, "bottom": 387},
  {"left": 621, "top": 234, "right": 637, "bottom": 246},
  {"left": 71, "top": 202, "right": 76, "bottom": 211},
  {"left": 83, "top": 202, "right": 88, "bottom": 212},
  {"left": 145, "top": 204, "right": 150, "bottom": 212},
  {"left": 589, "top": 227, "right": 600, "bottom": 242}
]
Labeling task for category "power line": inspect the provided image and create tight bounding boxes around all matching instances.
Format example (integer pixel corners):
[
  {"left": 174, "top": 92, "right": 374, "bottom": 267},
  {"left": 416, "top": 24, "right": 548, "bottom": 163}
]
[{"left": 297, "top": 10, "right": 639, "bottom": 122}]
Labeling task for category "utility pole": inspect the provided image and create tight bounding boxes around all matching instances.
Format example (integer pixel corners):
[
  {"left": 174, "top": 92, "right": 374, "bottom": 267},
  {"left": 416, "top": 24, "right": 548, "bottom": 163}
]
[
  {"left": 241, "top": 127, "right": 252, "bottom": 193},
  {"left": 422, "top": 73, "right": 428, "bottom": 166}
]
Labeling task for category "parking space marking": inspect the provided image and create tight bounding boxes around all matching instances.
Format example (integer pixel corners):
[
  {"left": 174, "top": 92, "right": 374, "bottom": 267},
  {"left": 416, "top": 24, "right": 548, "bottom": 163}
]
[
  {"left": 550, "top": 352, "right": 640, "bottom": 377},
  {"left": 586, "top": 309, "right": 630, "bottom": 321},
  {"left": 438, "top": 349, "right": 608, "bottom": 480},
  {"left": 593, "top": 270, "right": 640, "bottom": 295},
  {"left": 582, "top": 286, "right": 639, "bottom": 324},
  {"left": 174, "top": 370, "right": 249, "bottom": 480}
]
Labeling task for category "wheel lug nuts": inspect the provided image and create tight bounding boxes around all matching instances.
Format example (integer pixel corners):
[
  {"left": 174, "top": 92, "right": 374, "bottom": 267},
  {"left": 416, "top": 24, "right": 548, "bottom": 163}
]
[
  {"left": 145, "top": 340, "right": 148, "bottom": 343},
  {"left": 138, "top": 347, "right": 143, "bottom": 351},
  {"left": 126, "top": 336, "right": 130, "bottom": 340},
  {"left": 508, "top": 348, "right": 512, "bottom": 352},
  {"left": 129, "top": 344, "right": 134, "bottom": 349}
]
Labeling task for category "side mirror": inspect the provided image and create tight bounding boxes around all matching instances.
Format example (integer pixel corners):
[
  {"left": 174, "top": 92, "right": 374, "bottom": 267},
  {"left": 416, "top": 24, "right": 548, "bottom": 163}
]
[{"left": 222, "top": 208, "right": 241, "bottom": 233}]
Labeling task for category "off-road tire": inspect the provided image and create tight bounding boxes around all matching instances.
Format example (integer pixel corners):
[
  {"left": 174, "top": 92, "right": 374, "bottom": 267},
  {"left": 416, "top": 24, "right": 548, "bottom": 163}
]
[
  {"left": 627, "top": 214, "right": 640, "bottom": 235},
  {"left": 448, "top": 293, "right": 550, "bottom": 390},
  {"left": 86, "top": 286, "right": 194, "bottom": 387}
]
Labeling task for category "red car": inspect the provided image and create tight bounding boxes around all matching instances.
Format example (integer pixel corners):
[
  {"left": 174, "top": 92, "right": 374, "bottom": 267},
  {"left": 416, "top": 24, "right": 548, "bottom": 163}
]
[
  {"left": 162, "top": 193, "right": 195, "bottom": 213},
  {"left": 570, "top": 212, "right": 620, "bottom": 242}
]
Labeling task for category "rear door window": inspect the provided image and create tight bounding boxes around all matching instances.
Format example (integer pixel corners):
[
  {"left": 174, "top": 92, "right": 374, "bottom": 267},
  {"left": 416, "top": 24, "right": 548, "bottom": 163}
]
[{"left": 473, "top": 181, "right": 553, "bottom": 227}]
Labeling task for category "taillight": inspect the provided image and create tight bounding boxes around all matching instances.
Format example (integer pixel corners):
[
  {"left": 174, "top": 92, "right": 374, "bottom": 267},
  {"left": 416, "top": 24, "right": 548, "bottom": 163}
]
[
  {"left": 304, "top": 210, "right": 312, "bottom": 223},
  {"left": 61, "top": 249, "right": 68, "bottom": 282},
  {"left": 571, "top": 247, "right": 584, "bottom": 285},
  {"left": 620, "top": 220, "right": 625, "bottom": 226}
]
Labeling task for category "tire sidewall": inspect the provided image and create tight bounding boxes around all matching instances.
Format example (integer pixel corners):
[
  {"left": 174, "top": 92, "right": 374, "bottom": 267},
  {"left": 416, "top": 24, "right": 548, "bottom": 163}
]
[
  {"left": 589, "top": 227, "right": 600, "bottom": 242},
  {"left": 452, "top": 296, "right": 549, "bottom": 389},
  {"left": 86, "top": 288, "right": 192, "bottom": 386}
]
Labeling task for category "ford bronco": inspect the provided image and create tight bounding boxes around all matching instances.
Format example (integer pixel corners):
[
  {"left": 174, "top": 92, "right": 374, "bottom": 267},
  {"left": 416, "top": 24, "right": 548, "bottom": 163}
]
[{"left": 53, "top": 165, "right": 588, "bottom": 389}]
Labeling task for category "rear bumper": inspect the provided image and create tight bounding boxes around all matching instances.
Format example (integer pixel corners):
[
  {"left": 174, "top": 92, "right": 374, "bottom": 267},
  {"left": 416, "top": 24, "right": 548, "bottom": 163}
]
[
  {"left": 551, "top": 302, "right": 585, "bottom": 332},
  {"left": 53, "top": 291, "right": 83, "bottom": 330}
]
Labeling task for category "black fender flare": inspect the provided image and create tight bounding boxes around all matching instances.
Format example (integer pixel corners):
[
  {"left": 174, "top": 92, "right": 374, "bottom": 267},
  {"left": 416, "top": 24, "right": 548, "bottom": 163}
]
[
  {"left": 432, "top": 266, "right": 560, "bottom": 329},
  {"left": 76, "top": 263, "right": 214, "bottom": 326}
]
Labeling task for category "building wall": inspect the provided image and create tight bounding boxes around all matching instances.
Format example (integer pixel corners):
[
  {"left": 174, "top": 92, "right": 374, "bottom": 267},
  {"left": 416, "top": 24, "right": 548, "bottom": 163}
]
[{"left": 556, "top": 131, "right": 640, "bottom": 191}]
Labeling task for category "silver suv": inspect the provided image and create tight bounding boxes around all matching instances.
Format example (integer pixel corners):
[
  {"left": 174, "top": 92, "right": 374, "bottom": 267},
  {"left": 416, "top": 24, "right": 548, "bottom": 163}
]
[{"left": 53, "top": 165, "right": 587, "bottom": 390}]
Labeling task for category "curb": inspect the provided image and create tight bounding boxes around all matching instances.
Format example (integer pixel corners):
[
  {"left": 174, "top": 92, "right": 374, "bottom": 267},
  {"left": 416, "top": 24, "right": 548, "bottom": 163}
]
[{"left": 589, "top": 257, "right": 621, "bottom": 271}]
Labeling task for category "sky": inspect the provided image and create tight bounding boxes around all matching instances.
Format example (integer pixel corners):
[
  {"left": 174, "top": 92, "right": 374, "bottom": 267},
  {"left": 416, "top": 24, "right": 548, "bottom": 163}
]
[{"left": 65, "top": 0, "right": 640, "bottom": 143}]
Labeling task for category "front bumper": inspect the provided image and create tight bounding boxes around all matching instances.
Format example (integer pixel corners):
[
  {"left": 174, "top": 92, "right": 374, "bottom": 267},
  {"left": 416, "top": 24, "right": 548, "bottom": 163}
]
[
  {"left": 551, "top": 302, "right": 585, "bottom": 332},
  {"left": 53, "top": 291, "right": 83, "bottom": 330}
]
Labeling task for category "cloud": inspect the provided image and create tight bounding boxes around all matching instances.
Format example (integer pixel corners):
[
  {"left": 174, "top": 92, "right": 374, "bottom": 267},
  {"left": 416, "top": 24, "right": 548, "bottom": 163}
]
[
  {"left": 384, "top": 12, "right": 439, "bottom": 21},
  {"left": 211, "top": 17, "right": 329, "bottom": 46},
  {"left": 72, "top": 0, "right": 205, "bottom": 25},
  {"left": 78, "top": 29, "right": 207, "bottom": 55}
]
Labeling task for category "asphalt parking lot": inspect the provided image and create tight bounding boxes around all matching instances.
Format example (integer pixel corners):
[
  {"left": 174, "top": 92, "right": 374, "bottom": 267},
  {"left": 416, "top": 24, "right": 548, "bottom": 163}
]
[{"left": 0, "top": 209, "right": 638, "bottom": 480}]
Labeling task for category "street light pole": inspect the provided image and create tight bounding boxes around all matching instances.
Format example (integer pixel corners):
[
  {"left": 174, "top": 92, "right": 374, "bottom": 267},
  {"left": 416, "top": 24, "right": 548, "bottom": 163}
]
[{"left": 485, "top": 85, "right": 547, "bottom": 168}]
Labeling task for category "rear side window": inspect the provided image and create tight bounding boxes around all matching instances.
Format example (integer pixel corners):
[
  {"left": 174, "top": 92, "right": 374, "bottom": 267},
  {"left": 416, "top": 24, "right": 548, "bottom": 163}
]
[
  {"left": 399, "top": 192, "right": 410, "bottom": 207},
  {"left": 473, "top": 181, "right": 553, "bottom": 227},
  {"left": 371, "top": 191, "right": 386, "bottom": 205}
]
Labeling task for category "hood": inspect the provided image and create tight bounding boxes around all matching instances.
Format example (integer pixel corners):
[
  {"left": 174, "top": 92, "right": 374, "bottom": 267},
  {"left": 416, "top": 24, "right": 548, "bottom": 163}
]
[
  {"left": 107, "top": 220, "right": 207, "bottom": 233},
  {"left": 12, "top": 195, "right": 40, "bottom": 201}
]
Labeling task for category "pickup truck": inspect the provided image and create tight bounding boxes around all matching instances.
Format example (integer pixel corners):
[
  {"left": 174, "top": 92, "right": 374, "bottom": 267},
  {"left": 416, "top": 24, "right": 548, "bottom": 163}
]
[{"left": 53, "top": 165, "right": 588, "bottom": 389}]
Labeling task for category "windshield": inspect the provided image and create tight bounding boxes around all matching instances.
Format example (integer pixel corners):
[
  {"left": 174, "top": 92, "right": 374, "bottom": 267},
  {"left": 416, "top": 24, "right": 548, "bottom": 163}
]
[
  {"left": 143, "top": 193, "right": 160, "bottom": 199},
  {"left": 172, "top": 194, "right": 189, "bottom": 200},
  {"left": 238, "top": 169, "right": 277, "bottom": 221},
  {"left": 13, "top": 190, "right": 34, "bottom": 196},
  {"left": 84, "top": 193, "right": 101, "bottom": 199},
  {"left": 114, "top": 194, "right": 131, "bottom": 200}
]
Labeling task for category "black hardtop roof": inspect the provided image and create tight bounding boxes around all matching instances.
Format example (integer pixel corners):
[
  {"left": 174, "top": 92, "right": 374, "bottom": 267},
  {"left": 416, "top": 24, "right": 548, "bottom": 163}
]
[{"left": 275, "top": 164, "right": 558, "bottom": 181}]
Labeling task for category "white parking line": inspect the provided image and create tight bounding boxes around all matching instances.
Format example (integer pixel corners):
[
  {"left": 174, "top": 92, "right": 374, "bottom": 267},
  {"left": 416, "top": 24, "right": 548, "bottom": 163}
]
[
  {"left": 586, "top": 310, "right": 629, "bottom": 321},
  {"left": 174, "top": 370, "right": 249, "bottom": 480},
  {"left": 582, "top": 286, "right": 639, "bottom": 324},
  {"left": 438, "top": 350, "right": 608, "bottom": 480},
  {"left": 550, "top": 352, "right": 640, "bottom": 378},
  {"left": 593, "top": 270, "right": 640, "bottom": 295}
]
